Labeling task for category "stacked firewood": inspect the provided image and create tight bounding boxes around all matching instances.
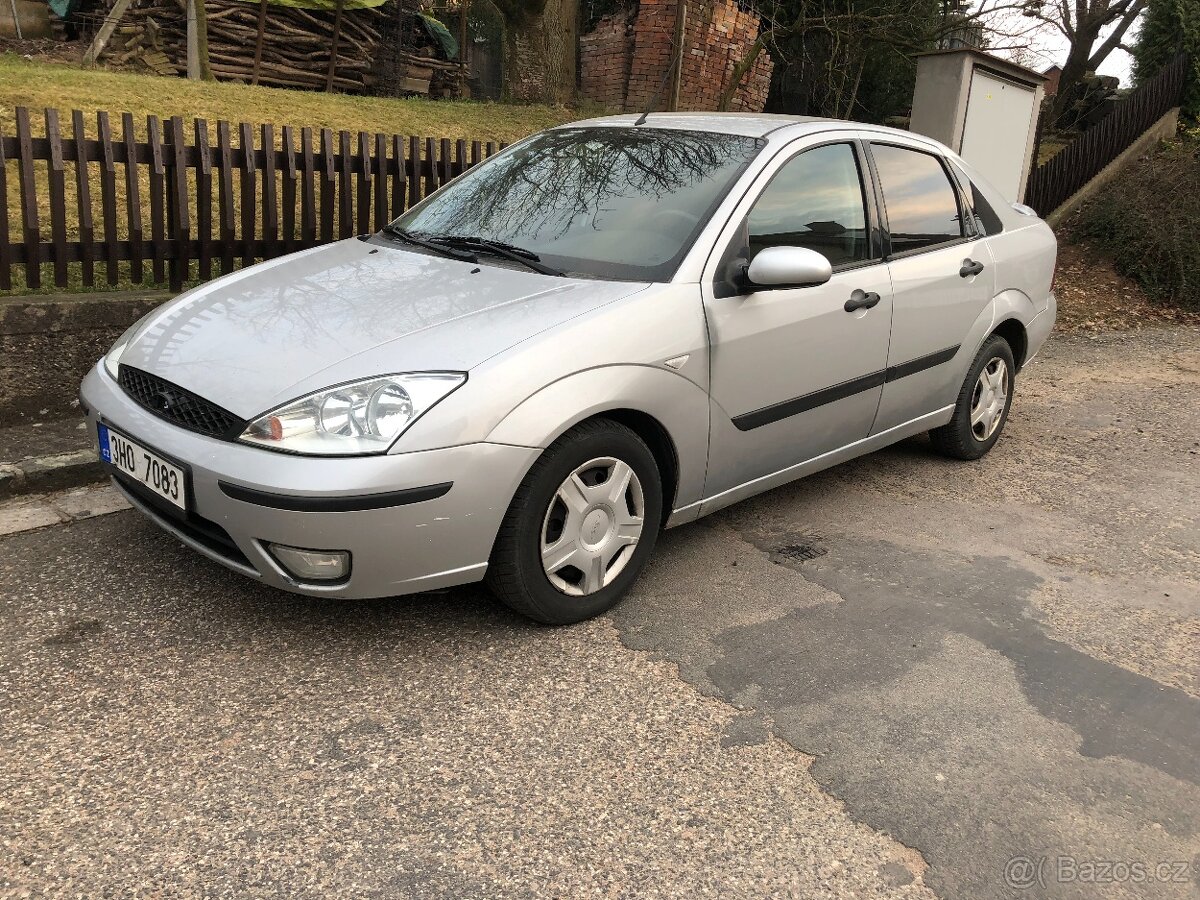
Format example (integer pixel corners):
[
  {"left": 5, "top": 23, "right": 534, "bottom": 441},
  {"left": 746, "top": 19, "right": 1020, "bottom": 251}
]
[{"left": 111, "top": 0, "right": 385, "bottom": 92}]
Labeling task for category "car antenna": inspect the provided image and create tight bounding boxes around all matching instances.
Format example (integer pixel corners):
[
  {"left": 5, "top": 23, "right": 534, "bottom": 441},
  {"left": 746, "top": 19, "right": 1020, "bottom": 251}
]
[{"left": 633, "top": 29, "right": 684, "bottom": 126}]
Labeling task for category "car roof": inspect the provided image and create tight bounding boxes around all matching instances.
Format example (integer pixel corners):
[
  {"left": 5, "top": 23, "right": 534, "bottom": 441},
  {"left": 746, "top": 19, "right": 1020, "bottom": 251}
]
[
  {"left": 559, "top": 113, "right": 826, "bottom": 137},
  {"left": 557, "top": 112, "right": 945, "bottom": 149}
]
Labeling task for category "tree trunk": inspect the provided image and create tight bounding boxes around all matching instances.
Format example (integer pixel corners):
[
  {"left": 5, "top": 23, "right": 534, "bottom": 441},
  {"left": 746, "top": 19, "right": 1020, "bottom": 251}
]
[
  {"left": 502, "top": 0, "right": 577, "bottom": 103},
  {"left": 194, "top": 0, "right": 212, "bottom": 80},
  {"left": 1049, "top": 27, "right": 1100, "bottom": 124}
]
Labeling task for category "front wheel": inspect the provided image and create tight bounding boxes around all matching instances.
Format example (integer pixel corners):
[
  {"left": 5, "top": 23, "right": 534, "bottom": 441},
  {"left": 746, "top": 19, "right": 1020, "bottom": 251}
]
[
  {"left": 486, "top": 418, "right": 663, "bottom": 625},
  {"left": 930, "top": 334, "right": 1016, "bottom": 460}
]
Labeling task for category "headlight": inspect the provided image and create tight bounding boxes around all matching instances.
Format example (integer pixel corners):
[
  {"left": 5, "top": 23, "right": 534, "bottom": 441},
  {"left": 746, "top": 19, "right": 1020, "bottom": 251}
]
[
  {"left": 239, "top": 373, "right": 466, "bottom": 455},
  {"left": 103, "top": 312, "right": 155, "bottom": 379}
]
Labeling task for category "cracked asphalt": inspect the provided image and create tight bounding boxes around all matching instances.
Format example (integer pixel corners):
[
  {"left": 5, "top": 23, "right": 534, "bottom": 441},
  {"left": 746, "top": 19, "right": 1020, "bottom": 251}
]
[{"left": 2, "top": 326, "right": 1198, "bottom": 898}]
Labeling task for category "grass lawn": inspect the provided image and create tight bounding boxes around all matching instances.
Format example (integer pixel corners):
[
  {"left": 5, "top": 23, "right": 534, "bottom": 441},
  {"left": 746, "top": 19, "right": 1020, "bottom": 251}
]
[
  {"left": 0, "top": 54, "right": 575, "bottom": 143},
  {"left": 2, "top": 54, "right": 581, "bottom": 295}
]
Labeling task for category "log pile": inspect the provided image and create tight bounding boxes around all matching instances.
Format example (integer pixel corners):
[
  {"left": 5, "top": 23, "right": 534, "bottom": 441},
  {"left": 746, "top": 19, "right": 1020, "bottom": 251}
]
[
  {"left": 99, "top": 17, "right": 179, "bottom": 75},
  {"left": 97, "top": 0, "right": 458, "bottom": 95},
  {"left": 372, "top": 13, "right": 464, "bottom": 97},
  {"left": 206, "top": 0, "right": 383, "bottom": 91}
]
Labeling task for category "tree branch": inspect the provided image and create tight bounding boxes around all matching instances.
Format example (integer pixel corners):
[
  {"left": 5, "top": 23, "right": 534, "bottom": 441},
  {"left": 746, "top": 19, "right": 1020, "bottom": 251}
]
[{"left": 1087, "top": 0, "right": 1145, "bottom": 67}]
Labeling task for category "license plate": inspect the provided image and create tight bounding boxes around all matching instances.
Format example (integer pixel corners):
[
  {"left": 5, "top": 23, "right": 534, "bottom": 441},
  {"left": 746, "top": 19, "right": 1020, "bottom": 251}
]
[{"left": 98, "top": 424, "right": 188, "bottom": 510}]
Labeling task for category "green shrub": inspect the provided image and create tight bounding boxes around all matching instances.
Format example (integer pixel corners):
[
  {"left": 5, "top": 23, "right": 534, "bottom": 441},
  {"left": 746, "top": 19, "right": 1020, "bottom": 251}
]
[{"left": 1076, "top": 135, "right": 1200, "bottom": 310}]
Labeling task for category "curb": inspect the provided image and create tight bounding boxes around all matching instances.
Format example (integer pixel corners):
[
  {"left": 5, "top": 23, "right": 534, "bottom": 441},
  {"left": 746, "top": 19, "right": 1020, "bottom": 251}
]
[{"left": 0, "top": 450, "right": 106, "bottom": 501}]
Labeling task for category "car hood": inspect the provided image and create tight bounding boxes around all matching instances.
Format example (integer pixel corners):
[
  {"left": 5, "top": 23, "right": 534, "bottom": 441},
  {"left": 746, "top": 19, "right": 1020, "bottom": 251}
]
[{"left": 120, "top": 238, "right": 648, "bottom": 419}]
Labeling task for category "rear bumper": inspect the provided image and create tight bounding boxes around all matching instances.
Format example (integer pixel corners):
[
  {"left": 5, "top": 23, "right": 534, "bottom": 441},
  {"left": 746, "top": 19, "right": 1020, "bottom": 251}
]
[{"left": 81, "top": 363, "right": 539, "bottom": 598}]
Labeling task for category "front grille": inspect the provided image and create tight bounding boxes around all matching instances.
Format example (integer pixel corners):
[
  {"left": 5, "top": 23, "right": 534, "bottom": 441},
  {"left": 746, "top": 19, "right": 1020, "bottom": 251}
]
[{"left": 118, "top": 366, "right": 245, "bottom": 439}]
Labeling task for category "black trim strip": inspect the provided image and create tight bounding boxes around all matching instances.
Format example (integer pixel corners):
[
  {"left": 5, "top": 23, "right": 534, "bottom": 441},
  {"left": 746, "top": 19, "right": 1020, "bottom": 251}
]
[
  {"left": 885, "top": 344, "right": 960, "bottom": 383},
  {"left": 731, "top": 345, "right": 960, "bottom": 431},
  {"left": 733, "top": 370, "right": 886, "bottom": 431},
  {"left": 218, "top": 480, "right": 453, "bottom": 512}
]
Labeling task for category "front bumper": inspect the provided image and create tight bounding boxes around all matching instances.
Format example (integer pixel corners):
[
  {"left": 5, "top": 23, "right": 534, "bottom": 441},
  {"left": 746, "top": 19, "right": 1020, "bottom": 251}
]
[{"left": 81, "top": 364, "right": 539, "bottom": 598}]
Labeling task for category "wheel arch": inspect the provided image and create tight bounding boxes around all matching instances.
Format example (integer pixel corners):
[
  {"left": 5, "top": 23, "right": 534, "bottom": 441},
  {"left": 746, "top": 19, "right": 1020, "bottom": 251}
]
[
  {"left": 578, "top": 408, "right": 680, "bottom": 521},
  {"left": 983, "top": 289, "right": 1037, "bottom": 372},
  {"left": 990, "top": 317, "right": 1029, "bottom": 370}
]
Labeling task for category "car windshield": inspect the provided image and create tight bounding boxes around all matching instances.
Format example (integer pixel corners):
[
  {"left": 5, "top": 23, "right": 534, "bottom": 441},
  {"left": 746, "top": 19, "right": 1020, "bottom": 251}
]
[{"left": 388, "top": 127, "right": 765, "bottom": 281}]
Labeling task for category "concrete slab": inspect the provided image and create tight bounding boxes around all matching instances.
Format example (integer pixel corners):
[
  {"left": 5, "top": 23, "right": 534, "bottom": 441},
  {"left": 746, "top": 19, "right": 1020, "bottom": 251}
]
[{"left": 0, "top": 497, "right": 65, "bottom": 536}]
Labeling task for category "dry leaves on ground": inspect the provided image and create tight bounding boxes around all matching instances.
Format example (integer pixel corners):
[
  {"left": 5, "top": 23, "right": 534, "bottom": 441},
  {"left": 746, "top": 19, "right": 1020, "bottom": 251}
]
[{"left": 1053, "top": 236, "right": 1200, "bottom": 333}]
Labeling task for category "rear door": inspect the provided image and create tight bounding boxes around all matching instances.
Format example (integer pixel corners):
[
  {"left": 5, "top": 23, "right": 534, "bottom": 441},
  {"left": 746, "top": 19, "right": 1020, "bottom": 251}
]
[{"left": 867, "top": 141, "right": 995, "bottom": 434}]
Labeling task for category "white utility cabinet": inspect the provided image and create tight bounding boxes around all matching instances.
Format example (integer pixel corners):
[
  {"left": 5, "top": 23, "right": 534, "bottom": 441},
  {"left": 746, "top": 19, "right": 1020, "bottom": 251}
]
[{"left": 909, "top": 48, "right": 1046, "bottom": 203}]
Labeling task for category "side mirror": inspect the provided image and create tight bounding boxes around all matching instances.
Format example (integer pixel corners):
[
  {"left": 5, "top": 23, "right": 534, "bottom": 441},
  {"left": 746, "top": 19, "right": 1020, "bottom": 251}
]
[{"left": 744, "top": 246, "right": 833, "bottom": 290}]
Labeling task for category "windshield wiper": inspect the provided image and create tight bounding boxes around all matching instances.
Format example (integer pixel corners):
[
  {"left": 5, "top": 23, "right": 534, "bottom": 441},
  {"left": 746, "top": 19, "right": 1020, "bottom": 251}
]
[
  {"left": 429, "top": 234, "right": 566, "bottom": 277},
  {"left": 379, "top": 225, "right": 478, "bottom": 263}
]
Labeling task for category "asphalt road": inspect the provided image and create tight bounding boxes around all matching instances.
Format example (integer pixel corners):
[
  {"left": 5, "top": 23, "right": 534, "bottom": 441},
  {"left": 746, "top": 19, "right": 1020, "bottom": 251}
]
[{"left": 2, "top": 327, "right": 1198, "bottom": 898}]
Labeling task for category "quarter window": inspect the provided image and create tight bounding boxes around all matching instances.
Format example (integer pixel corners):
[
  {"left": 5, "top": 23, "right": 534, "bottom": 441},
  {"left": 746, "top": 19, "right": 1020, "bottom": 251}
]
[
  {"left": 948, "top": 159, "right": 1004, "bottom": 236},
  {"left": 745, "top": 143, "right": 871, "bottom": 268},
  {"left": 871, "top": 144, "right": 964, "bottom": 253}
]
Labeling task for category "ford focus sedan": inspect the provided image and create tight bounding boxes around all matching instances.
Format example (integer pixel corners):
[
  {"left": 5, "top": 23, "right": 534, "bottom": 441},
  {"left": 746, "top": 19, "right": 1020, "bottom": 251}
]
[{"left": 81, "top": 114, "right": 1056, "bottom": 624}]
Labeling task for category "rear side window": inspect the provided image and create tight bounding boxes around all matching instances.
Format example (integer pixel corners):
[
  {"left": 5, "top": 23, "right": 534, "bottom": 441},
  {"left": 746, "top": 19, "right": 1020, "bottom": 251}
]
[
  {"left": 871, "top": 144, "right": 964, "bottom": 254},
  {"left": 746, "top": 142, "right": 871, "bottom": 267},
  {"left": 949, "top": 160, "right": 1004, "bottom": 235}
]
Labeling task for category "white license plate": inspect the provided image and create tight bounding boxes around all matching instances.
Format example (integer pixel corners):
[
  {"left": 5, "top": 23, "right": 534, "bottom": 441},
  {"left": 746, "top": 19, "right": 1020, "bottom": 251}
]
[{"left": 98, "top": 424, "right": 188, "bottom": 510}]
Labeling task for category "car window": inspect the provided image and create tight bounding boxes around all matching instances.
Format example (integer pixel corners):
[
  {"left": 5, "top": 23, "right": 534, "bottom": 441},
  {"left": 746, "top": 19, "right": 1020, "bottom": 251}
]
[
  {"left": 390, "top": 127, "right": 764, "bottom": 282},
  {"left": 948, "top": 159, "right": 1004, "bottom": 236},
  {"left": 745, "top": 143, "right": 870, "bottom": 268},
  {"left": 871, "top": 144, "right": 964, "bottom": 254}
]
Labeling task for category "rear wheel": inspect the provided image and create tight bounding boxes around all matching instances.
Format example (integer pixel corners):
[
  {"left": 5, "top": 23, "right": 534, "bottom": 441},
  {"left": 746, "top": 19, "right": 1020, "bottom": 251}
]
[
  {"left": 486, "top": 419, "right": 662, "bottom": 624},
  {"left": 930, "top": 335, "right": 1015, "bottom": 460}
]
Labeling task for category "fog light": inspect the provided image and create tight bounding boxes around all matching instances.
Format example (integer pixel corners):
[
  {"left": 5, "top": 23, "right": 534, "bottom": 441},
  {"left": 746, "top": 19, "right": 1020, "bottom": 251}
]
[{"left": 268, "top": 544, "right": 350, "bottom": 582}]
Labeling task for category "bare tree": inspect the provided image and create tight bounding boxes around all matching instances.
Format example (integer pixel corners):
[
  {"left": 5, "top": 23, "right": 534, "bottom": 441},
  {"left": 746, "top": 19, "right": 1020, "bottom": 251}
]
[
  {"left": 719, "top": 0, "right": 1041, "bottom": 114},
  {"left": 1024, "top": 0, "right": 1146, "bottom": 122}
]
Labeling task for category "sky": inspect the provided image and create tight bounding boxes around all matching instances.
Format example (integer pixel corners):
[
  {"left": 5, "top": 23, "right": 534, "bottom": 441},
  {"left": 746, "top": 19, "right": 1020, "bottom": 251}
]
[{"left": 982, "top": 5, "right": 1142, "bottom": 85}]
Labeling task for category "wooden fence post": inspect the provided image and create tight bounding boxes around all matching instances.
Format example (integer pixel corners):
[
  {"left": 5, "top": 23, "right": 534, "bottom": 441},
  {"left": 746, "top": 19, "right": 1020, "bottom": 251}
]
[
  {"left": 168, "top": 116, "right": 191, "bottom": 292},
  {"left": 216, "top": 120, "right": 236, "bottom": 275},
  {"left": 14, "top": 107, "right": 41, "bottom": 289},
  {"left": 71, "top": 110, "right": 95, "bottom": 287},
  {"left": 281, "top": 124, "right": 298, "bottom": 253},
  {"left": 239, "top": 121, "right": 257, "bottom": 268},
  {"left": 195, "top": 118, "right": 213, "bottom": 281},
  {"left": 0, "top": 127, "right": 11, "bottom": 291},
  {"left": 44, "top": 109, "right": 70, "bottom": 288},
  {"left": 146, "top": 115, "right": 167, "bottom": 285},
  {"left": 97, "top": 112, "right": 120, "bottom": 285},
  {"left": 261, "top": 123, "right": 278, "bottom": 260}
]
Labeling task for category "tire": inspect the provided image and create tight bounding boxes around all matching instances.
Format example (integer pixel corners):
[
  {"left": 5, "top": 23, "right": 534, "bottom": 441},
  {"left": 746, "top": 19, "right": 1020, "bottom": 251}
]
[
  {"left": 930, "top": 334, "right": 1016, "bottom": 460},
  {"left": 486, "top": 418, "right": 663, "bottom": 625}
]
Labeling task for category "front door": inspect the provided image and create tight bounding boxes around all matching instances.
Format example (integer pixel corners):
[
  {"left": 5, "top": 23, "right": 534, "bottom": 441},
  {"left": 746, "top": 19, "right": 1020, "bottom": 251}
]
[{"left": 702, "top": 139, "right": 894, "bottom": 502}]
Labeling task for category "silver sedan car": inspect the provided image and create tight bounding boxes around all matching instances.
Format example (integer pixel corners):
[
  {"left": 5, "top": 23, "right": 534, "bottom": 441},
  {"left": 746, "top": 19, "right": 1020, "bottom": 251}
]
[{"left": 82, "top": 114, "right": 1056, "bottom": 624}]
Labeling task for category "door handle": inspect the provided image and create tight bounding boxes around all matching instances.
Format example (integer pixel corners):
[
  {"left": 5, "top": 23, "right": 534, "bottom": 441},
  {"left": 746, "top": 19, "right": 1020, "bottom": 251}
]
[
  {"left": 844, "top": 289, "right": 881, "bottom": 312},
  {"left": 960, "top": 259, "right": 985, "bottom": 278}
]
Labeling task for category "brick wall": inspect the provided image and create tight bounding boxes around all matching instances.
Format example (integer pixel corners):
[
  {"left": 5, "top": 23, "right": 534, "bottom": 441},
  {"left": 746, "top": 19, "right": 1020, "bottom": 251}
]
[
  {"left": 579, "top": 14, "right": 635, "bottom": 109},
  {"left": 580, "top": 0, "right": 773, "bottom": 113}
]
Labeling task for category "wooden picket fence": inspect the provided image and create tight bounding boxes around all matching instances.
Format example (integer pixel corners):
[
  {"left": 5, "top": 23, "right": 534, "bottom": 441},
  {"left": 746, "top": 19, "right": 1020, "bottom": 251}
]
[
  {"left": 0, "top": 107, "right": 503, "bottom": 292},
  {"left": 1024, "top": 55, "right": 1189, "bottom": 216}
]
